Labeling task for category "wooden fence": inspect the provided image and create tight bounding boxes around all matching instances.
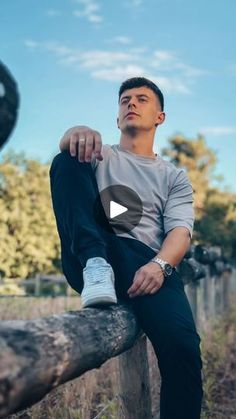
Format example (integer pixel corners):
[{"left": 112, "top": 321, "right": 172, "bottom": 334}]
[{"left": 0, "top": 245, "right": 234, "bottom": 418}]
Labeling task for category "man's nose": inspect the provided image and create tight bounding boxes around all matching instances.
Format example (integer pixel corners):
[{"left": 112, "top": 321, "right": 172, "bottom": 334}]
[{"left": 128, "top": 98, "right": 137, "bottom": 108}]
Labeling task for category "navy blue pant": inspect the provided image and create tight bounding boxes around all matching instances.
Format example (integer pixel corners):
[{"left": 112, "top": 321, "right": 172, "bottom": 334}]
[{"left": 50, "top": 151, "right": 203, "bottom": 419}]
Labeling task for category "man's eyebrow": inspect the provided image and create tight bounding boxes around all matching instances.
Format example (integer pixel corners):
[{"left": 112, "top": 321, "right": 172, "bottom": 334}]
[{"left": 120, "top": 94, "right": 150, "bottom": 101}]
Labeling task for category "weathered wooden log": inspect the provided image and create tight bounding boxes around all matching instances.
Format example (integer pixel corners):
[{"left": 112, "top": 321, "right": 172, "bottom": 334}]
[
  {"left": 0, "top": 61, "right": 19, "bottom": 149},
  {"left": 184, "top": 244, "right": 195, "bottom": 259},
  {"left": 178, "top": 258, "right": 206, "bottom": 285},
  {"left": 0, "top": 302, "right": 142, "bottom": 418},
  {"left": 194, "top": 245, "right": 220, "bottom": 265}
]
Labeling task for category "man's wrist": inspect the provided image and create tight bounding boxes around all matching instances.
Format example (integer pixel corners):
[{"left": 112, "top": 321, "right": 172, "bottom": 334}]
[{"left": 150, "top": 256, "right": 173, "bottom": 277}]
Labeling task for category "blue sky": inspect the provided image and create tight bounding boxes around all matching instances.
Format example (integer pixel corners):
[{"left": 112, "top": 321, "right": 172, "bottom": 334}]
[{"left": 1, "top": 0, "right": 236, "bottom": 191}]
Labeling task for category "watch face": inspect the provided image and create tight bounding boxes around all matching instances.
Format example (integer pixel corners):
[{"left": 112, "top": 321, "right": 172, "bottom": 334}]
[{"left": 164, "top": 264, "right": 173, "bottom": 276}]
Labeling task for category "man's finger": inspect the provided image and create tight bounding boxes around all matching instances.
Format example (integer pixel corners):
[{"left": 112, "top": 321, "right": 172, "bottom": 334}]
[
  {"left": 128, "top": 271, "right": 145, "bottom": 294},
  {"left": 143, "top": 281, "right": 160, "bottom": 295},
  {"left": 84, "top": 136, "right": 94, "bottom": 162},
  {"left": 78, "top": 135, "right": 86, "bottom": 162},
  {"left": 93, "top": 132, "right": 103, "bottom": 160},
  {"left": 131, "top": 277, "right": 151, "bottom": 296},
  {"left": 70, "top": 132, "right": 79, "bottom": 156}
]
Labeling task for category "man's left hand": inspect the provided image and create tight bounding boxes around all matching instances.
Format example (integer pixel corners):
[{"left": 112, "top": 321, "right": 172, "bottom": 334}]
[{"left": 127, "top": 262, "right": 165, "bottom": 298}]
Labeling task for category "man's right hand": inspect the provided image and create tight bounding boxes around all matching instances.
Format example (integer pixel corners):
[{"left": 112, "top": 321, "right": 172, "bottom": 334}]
[{"left": 59, "top": 125, "right": 103, "bottom": 163}]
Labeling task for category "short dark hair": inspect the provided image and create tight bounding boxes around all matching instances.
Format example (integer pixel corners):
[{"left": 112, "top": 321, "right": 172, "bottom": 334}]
[{"left": 118, "top": 77, "right": 164, "bottom": 111}]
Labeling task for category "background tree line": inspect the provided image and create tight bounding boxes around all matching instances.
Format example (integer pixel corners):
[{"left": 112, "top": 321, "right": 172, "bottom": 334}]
[{"left": 0, "top": 135, "right": 235, "bottom": 279}]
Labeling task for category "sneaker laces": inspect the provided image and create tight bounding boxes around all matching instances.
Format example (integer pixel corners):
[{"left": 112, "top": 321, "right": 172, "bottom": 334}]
[{"left": 84, "top": 264, "right": 112, "bottom": 285}]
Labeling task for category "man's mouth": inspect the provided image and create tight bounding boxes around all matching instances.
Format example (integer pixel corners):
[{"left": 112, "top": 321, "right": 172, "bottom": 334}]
[{"left": 126, "top": 112, "right": 139, "bottom": 118}]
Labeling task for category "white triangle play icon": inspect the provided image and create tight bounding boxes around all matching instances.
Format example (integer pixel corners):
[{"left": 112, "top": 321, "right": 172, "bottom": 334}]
[{"left": 110, "top": 200, "right": 128, "bottom": 219}]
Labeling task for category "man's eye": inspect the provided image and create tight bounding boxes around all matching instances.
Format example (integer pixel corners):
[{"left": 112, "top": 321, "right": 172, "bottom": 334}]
[
  {"left": 139, "top": 98, "right": 146, "bottom": 102},
  {"left": 121, "top": 99, "right": 128, "bottom": 104}
]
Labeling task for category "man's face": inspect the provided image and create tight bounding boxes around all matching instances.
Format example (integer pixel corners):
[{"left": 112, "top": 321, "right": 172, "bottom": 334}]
[{"left": 117, "top": 86, "right": 165, "bottom": 133}]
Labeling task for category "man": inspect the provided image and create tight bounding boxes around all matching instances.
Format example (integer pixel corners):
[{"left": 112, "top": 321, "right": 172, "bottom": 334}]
[{"left": 50, "top": 77, "right": 203, "bottom": 419}]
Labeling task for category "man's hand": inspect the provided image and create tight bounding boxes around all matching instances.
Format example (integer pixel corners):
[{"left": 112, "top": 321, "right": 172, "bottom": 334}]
[
  {"left": 59, "top": 125, "right": 103, "bottom": 163},
  {"left": 127, "top": 262, "right": 165, "bottom": 298}
]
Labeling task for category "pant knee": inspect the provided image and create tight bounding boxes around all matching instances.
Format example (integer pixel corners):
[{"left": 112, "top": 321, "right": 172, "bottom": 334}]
[
  {"left": 165, "top": 332, "right": 203, "bottom": 369},
  {"left": 50, "top": 150, "right": 91, "bottom": 180}
]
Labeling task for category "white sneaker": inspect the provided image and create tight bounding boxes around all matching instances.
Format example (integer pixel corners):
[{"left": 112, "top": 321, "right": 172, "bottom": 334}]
[{"left": 81, "top": 257, "right": 117, "bottom": 308}]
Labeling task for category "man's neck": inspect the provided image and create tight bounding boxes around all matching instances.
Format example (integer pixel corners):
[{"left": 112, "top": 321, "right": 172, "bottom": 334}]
[{"left": 119, "top": 131, "right": 156, "bottom": 158}]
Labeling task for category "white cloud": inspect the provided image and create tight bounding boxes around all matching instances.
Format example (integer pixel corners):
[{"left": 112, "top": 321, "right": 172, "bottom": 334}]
[
  {"left": 24, "top": 39, "right": 39, "bottom": 49},
  {"left": 150, "top": 76, "right": 191, "bottom": 94},
  {"left": 46, "top": 9, "right": 62, "bottom": 17},
  {"left": 124, "top": 0, "right": 143, "bottom": 7},
  {"left": 73, "top": 0, "right": 103, "bottom": 23},
  {"left": 174, "top": 62, "right": 207, "bottom": 77},
  {"left": 152, "top": 49, "right": 207, "bottom": 77},
  {"left": 91, "top": 65, "right": 146, "bottom": 81},
  {"left": 24, "top": 40, "right": 206, "bottom": 94},
  {"left": 153, "top": 50, "right": 176, "bottom": 63},
  {"left": 199, "top": 126, "right": 236, "bottom": 136},
  {"left": 108, "top": 36, "right": 132, "bottom": 45},
  {"left": 79, "top": 50, "right": 138, "bottom": 68}
]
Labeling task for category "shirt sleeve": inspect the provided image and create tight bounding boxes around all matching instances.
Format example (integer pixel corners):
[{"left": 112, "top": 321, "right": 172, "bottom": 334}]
[{"left": 163, "top": 169, "right": 194, "bottom": 237}]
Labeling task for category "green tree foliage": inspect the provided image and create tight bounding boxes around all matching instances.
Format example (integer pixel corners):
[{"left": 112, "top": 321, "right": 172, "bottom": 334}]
[
  {"left": 0, "top": 150, "right": 60, "bottom": 278},
  {"left": 194, "top": 189, "right": 236, "bottom": 259},
  {"left": 162, "top": 135, "right": 236, "bottom": 260},
  {"left": 162, "top": 134, "right": 217, "bottom": 213}
]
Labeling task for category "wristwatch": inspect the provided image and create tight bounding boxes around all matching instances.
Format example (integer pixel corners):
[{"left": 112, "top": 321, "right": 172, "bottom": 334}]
[{"left": 150, "top": 257, "right": 173, "bottom": 277}]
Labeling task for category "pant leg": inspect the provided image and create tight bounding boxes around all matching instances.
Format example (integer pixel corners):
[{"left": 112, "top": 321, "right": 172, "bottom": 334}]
[
  {"left": 106, "top": 237, "right": 203, "bottom": 419},
  {"left": 49, "top": 151, "right": 113, "bottom": 272}
]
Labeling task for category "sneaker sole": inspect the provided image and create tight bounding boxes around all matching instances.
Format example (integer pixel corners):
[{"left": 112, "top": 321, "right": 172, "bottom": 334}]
[{"left": 82, "top": 295, "right": 117, "bottom": 308}]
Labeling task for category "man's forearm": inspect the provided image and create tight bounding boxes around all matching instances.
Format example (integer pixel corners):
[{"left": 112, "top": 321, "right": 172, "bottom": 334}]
[{"left": 156, "top": 227, "right": 191, "bottom": 267}]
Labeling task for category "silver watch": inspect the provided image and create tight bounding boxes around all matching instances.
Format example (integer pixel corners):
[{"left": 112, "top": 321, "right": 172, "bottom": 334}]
[{"left": 150, "top": 257, "right": 173, "bottom": 277}]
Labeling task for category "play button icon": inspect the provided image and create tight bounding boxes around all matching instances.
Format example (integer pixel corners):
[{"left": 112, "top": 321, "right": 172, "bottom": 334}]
[
  {"left": 94, "top": 185, "right": 143, "bottom": 234},
  {"left": 110, "top": 201, "right": 128, "bottom": 218}
]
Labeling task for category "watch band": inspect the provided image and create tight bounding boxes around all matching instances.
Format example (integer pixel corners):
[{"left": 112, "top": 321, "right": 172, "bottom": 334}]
[
  {"left": 150, "top": 257, "right": 173, "bottom": 277},
  {"left": 151, "top": 257, "right": 167, "bottom": 269}
]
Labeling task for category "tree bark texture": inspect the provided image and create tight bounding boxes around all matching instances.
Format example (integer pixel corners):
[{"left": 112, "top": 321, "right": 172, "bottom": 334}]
[{"left": 0, "top": 303, "right": 141, "bottom": 418}]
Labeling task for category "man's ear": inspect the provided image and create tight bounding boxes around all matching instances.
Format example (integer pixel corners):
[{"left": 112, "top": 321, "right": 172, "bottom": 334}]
[
  {"left": 155, "top": 111, "right": 165, "bottom": 127},
  {"left": 117, "top": 117, "right": 120, "bottom": 129}
]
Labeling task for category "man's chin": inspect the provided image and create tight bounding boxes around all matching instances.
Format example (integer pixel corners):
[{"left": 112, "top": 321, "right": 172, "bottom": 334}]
[
  {"left": 123, "top": 124, "right": 139, "bottom": 134},
  {"left": 123, "top": 125, "right": 139, "bottom": 135}
]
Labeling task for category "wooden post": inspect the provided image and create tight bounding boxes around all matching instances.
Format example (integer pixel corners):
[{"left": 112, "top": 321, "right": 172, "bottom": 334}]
[
  {"left": 34, "top": 274, "right": 40, "bottom": 297},
  {"left": 203, "top": 267, "right": 215, "bottom": 319},
  {"left": 118, "top": 333, "right": 152, "bottom": 419},
  {"left": 214, "top": 275, "right": 223, "bottom": 317},
  {"left": 222, "top": 271, "right": 231, "bottom": 313},
  {"left": 185, "top": 282, "right": 198, "bottom": 324},
  {"left": 196, "top": 278, "right": 206, "bottom": 331}
]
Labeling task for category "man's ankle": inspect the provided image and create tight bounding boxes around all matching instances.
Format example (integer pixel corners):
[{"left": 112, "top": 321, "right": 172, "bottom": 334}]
[{"left": 85, "top": 257, "right": 108, "bottom": 267}]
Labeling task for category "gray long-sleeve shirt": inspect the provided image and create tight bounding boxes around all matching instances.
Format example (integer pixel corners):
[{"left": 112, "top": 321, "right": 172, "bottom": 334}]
[{"left": 91, "top": 143, "right": 194, "bottom": 253}]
